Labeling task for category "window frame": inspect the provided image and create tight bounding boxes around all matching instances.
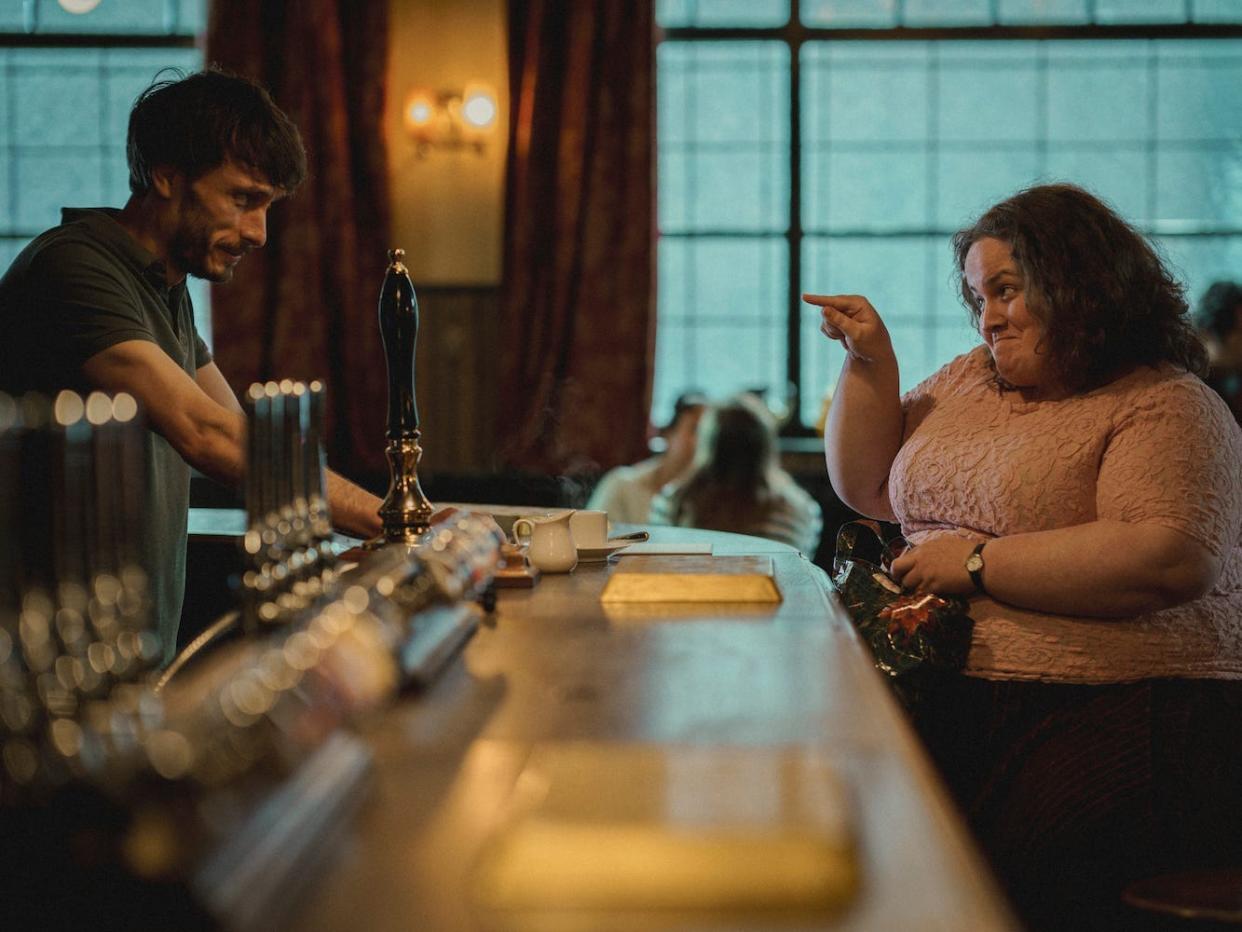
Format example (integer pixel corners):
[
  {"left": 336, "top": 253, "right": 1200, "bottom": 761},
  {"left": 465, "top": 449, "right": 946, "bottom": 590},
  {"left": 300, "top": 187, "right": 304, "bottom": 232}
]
[
  {"left": 656, "top": 1, "right": 1242, "bottom": 435},
  {"left": 0, "top": 3, "right": 203, "bottom": 329}
]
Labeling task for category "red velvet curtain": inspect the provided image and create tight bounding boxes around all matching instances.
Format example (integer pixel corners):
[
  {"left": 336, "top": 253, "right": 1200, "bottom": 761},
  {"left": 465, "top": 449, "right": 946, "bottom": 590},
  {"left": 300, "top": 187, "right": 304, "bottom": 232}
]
[
  {"left": 206, "top": 0, "right": 391, "bottom": 480},
  {"left": 497, "top": 0, "right": 656, "bottom": 475}
]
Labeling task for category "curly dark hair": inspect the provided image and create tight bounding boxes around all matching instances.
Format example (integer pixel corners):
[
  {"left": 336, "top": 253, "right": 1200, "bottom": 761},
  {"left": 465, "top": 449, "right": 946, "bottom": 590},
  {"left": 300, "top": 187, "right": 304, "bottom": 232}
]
[
  {"left": 952, "top": 183, "right": 1207, "bottom": 393},
  {"left": 127, "top": 68, "right": 306, "bottom": 196}
]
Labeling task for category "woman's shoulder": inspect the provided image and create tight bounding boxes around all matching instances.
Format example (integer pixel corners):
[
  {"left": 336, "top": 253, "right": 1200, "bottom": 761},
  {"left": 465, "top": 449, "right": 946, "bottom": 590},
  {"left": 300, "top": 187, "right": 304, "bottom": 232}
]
[
  {"left": 907, "top": 344, "right": 990, "bottom": 397},
  {"left": 1107, "top": 365, "right": 1240, "bottom": 425}
]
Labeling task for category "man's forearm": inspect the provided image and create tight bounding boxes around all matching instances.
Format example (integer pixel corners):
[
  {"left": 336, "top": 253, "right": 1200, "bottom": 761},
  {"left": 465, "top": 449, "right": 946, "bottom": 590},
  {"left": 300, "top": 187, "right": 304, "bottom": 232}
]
[
  {"left": 176, "top": 409, "right": 247, "bottom": 487},
  {"left": 325, "top": 470, "right": 383, "bottom": 539}
]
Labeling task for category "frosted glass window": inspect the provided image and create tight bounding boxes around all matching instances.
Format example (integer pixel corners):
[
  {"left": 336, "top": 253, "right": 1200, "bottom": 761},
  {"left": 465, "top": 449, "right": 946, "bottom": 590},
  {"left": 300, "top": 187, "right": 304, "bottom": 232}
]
[
  {"left": 1157, "top": 41, "right": 1242, "bottom": 140},
  {"left": 1, "top": 0, "right": 200, "bottom": 34},
  {"left": 1158, "top": 236, "right": 1242, "bottom": 300},
  {"left": 654, "top": 18, "right": 1242, "bottom": 429},
  {"left": 32, "top": 0, "right": 173, "bottom": 34},
  {"left": 1042, "top": 148, "right": 1149, "bottom": 221},
  {"left": 800, "top": 0, "right": 1241, "bottom": 26},
  {"left": 902, "top": 0, "right": 992, "bottom": 26},
  {"left": 996, "top": 0, "right": 1089, "bottom": 24},
  {"left": 800, "top": 0, "right": 899, "bottom": 27},
  {"left": 1095, "top": 0, "right": 1187, "bottom": 23},
  {"left": 0, "top": 3, "right": 24, "bottom": 29},
  {"left": 1194, "top": 0, "right": 1242, "bottom": 23},
  {"left": 812, "top": 43, "right": 932, "bottom": 145},
  {"left": 1046, "top": 44, "right": 1150, "bottom": 143},
  {"left": 654, "top": 237, "right": 788, "bottom": 423},
  {"left": 0, "top": 11, "right": 207, "bottom": 337},
  {"left": 937, "top": 149, "right": 1043, "bottom": 229},
  {"left": 658, "top": 42, "right": 789, "bottom": 234},
  {"left": 657, "top": 0, "right": 790, "bottom": 27},
  {"left": 937, "top": 43, "right": 1042, "bottom": 144}
]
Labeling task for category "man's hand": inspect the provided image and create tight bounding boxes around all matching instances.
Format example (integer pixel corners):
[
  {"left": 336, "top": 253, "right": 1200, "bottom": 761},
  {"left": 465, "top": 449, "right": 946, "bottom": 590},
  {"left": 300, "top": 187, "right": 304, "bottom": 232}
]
[
  {"left": 324, "top": 470, "right": 382, "bottom": 540},
  {"left": 890, "top": 536, "right": 979, "bottom": 595}
]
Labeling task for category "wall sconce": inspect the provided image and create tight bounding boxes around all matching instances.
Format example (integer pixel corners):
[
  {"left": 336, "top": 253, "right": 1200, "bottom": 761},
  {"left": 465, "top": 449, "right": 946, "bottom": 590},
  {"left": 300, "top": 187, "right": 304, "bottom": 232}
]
[{"left": 404, "top": 82, "right": 498, "bottom": 157}]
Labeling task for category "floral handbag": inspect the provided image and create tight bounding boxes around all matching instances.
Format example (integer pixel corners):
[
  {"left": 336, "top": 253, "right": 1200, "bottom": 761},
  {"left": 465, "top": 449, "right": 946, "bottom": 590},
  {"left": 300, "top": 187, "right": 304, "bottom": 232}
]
[{"left": 830, "top": 520, "right": 974, "bottom": 699}]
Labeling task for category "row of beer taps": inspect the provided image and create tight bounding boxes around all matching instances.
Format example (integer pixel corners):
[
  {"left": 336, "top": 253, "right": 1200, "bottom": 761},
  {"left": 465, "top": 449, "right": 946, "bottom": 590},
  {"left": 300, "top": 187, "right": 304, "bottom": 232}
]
[
  {"left": 240, "top": 379, "right": 338, "bottom": 631},
  {"left": 0, "top": 390, "right": 161, "bottom": 799}
]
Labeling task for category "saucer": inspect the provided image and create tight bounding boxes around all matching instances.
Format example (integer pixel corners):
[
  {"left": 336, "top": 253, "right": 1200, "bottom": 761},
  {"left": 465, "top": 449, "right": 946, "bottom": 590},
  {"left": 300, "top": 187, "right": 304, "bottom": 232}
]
[{"left": 577, "top": 540, "right": 633, "bottom": 562}]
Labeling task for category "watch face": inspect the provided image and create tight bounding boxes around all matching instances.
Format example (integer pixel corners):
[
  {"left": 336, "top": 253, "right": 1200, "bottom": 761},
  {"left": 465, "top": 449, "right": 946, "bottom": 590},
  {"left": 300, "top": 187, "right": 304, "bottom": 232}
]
[{"left": 966, "top": 553, "right": 984, "bottom": 572}]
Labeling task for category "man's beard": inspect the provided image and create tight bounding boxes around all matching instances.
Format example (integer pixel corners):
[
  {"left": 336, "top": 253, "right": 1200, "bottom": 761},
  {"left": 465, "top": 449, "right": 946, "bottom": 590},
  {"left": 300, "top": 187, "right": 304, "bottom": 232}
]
[{"left": 169, "top": 192, "right": 235, "bottom": 283}]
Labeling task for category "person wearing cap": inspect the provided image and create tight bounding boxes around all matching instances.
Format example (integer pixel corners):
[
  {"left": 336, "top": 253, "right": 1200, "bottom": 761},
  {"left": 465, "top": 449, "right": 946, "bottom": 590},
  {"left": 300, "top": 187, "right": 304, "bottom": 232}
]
[{"left": 586, "top": 392, "right": 707, "bottom": 525}]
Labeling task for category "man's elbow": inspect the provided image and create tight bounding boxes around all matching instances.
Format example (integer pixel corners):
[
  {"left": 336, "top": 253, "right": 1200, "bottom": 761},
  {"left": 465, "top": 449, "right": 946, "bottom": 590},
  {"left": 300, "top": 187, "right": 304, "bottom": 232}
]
[{"left": 165, "top": 415, "right": 243, "bottom": 485}]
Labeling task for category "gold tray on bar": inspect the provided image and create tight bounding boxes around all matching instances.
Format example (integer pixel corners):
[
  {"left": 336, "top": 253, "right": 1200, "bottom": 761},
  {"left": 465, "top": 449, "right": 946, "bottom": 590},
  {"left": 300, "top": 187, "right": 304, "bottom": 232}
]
[
  {"left": 599, "top": 555, "right": 781, "bottom": 604},
  {"left": 471, "top": 743, "right": 858, "bottom": 923}
]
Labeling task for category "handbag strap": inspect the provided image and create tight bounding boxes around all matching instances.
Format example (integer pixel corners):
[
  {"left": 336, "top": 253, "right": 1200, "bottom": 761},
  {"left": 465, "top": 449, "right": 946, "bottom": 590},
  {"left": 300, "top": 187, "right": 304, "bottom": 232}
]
[{"left": 833, "top": 519, "right": 908, "bottom": 576}]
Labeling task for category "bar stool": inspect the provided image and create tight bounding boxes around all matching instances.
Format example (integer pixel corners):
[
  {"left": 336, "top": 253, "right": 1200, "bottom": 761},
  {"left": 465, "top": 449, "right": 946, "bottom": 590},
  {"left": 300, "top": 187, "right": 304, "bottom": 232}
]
[{"left": 1123, "top": 869, "right": 1242, "bottom": 929}]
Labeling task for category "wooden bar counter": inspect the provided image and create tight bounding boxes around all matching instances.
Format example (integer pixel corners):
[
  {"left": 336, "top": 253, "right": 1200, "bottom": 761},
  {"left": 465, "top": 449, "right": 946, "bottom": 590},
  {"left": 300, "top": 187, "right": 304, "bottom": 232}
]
[{"left": 191, "top": 512, "right": 1018, "bottom": 930}]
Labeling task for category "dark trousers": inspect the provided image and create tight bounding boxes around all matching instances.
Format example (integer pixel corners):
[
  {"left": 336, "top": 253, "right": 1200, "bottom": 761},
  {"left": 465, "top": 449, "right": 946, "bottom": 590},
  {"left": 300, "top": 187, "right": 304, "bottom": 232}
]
[{"left": 910, "top": 677, "right": 1242, "bottom": 931}]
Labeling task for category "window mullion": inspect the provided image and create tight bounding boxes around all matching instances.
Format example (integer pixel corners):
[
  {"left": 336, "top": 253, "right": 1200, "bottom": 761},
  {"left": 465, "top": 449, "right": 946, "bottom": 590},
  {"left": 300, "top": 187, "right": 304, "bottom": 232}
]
[{"left": 787, "top": 2, "right": 803, "bottom": 431}]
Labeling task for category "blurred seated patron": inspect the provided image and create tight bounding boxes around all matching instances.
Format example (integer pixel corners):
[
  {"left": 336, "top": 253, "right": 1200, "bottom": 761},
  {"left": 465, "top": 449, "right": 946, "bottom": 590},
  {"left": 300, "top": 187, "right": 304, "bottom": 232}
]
[
  {"left": 650, "top": 393, "right": 822, "bottom": 556},
  {"left": 586, "top": 391, "right": 706, "bottom": 523},
  {"left": 1194, "top": 279, "right": 1242, "bottom": 422},
  {"left": 0, "top": 70, "right": 383, "bottom": 661},
  {"left": 806, "top": 183, "right": 1242, "bottom": 931}
]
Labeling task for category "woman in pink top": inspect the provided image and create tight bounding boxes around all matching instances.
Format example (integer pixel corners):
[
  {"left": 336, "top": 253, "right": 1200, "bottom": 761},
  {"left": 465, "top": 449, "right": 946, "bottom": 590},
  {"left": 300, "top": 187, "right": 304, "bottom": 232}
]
[{"left": 806, "top": 184, "right": 1242, "bottom": 931}]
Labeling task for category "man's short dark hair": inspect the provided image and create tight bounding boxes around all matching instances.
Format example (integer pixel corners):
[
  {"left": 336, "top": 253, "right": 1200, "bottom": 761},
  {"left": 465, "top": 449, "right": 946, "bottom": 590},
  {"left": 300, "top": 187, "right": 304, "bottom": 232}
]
[{"left": 127, "top": 68, "right": 307, "bottom": 195}]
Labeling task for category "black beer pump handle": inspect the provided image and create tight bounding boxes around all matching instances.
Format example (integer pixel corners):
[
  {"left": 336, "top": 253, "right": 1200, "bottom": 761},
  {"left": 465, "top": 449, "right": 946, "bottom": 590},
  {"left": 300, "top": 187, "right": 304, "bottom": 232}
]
[{"left": 379, "top": 248, "right": 420, "bottom": 440}]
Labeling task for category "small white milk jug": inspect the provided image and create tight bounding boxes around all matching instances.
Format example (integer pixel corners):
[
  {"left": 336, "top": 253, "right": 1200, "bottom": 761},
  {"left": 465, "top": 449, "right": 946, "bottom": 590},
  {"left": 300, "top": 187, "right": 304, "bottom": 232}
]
[{"left": 512, "top": 510, "right": 578, "bottom": 573}]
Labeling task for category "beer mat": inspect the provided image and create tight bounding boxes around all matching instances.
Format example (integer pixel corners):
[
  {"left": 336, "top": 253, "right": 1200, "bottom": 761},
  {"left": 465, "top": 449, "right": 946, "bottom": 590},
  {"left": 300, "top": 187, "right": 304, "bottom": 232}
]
[
  {"left": 600, "top": 555, "right": 780, "bottom": 603},
  {"left": 471, "top": 744, "right": 859, "bottom": 917},
  {"left": 615, "top": 542, "right": 712, "bottom": 556},
  {"left": 493, "top": 563, "right": 540, "bottom": 588}
]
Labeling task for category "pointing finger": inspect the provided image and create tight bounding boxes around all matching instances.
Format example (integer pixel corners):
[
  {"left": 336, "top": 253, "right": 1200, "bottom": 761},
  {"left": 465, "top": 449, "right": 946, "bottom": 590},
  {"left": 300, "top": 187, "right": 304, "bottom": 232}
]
[{"left": 803, "top": 293, "right": 873, "bottom": 316}]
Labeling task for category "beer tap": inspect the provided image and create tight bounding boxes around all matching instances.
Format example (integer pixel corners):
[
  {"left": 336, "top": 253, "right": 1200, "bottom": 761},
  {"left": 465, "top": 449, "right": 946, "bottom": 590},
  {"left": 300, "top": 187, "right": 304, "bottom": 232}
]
[
  {"left": 241, "top": 384, "right": 274, "bottom": 633},
  {"left": 49, "top": 392, "right": 96, "bottom": 696},
  {"left": 377, "top": 248, "right": 433, "bottom": 544},
  {"left": 304, "top": 380, "right": 336, "bottom": 579},
  {"left": 105, "top": 392, "right": 158, "bottom": 669},
  {"left": 277, "top": 381, "right": 310, "bottom": 616}
]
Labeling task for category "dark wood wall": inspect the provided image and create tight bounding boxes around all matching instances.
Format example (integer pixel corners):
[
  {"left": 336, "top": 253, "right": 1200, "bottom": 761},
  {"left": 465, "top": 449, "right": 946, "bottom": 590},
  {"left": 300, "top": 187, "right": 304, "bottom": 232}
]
[{"left": 413, "top": 285, "right": 501, "bottom": 476}]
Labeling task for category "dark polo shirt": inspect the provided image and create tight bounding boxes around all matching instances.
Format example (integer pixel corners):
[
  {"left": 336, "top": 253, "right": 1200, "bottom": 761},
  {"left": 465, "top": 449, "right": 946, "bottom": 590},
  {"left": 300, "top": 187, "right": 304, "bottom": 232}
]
[{"left": 0, "top": 207, "right": 212, "bottom": 661}]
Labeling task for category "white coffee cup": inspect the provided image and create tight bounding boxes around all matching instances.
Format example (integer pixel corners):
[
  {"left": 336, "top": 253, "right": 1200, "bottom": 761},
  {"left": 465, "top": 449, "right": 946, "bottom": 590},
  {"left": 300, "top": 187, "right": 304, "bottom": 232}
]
[{"left": 569, "top": 510, "right": 609, "bottom": 548}]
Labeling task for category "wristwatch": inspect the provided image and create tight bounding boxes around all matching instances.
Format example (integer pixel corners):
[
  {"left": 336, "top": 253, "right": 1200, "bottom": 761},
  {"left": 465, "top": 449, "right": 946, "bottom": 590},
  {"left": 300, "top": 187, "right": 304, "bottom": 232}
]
[{"left": 965, "top": 541, "right": 987, "bottom": 594}]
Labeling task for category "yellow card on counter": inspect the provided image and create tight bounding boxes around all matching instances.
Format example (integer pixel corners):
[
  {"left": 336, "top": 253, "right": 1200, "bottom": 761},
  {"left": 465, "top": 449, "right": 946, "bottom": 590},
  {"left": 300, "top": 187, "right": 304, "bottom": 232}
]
[
  {"left": 471, "top": 744, "right": 859, "bottom": 921},
  {"left": 599, "top": 555, "right": 781, "bottom": 603}
]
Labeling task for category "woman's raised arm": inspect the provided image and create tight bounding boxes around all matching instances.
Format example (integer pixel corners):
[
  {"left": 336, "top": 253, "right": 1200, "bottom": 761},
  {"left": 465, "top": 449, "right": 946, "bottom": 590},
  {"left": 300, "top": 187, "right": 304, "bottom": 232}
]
[{"left": 804, "top": 293, "right": 903, "bottom": 520}]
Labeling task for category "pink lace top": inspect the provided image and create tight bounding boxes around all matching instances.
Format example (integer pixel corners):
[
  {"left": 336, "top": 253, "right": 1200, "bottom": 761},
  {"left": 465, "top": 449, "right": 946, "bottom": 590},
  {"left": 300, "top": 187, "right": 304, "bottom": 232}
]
[{"left": 891, "top": 345, "right": 1242, "bottom": 684}]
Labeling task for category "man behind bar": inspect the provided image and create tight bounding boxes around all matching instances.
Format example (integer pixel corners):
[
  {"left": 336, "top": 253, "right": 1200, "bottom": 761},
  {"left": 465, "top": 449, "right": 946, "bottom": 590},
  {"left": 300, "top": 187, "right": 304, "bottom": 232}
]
[{"left": 0, "top": 69, "right": 382, "bottom": 659}]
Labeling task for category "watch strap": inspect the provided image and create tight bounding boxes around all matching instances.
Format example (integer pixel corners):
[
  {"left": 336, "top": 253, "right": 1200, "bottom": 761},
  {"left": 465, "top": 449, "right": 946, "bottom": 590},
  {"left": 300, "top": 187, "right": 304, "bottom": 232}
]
[{"left": 966, "top": 541, "right": 987, "bottom": 593}]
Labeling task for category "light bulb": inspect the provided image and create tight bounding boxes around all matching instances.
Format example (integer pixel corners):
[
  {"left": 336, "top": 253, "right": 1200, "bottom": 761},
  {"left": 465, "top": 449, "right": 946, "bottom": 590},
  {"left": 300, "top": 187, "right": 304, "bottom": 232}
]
[{"left": 461, "top": 89, "right": 496, "bottom": 130}]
